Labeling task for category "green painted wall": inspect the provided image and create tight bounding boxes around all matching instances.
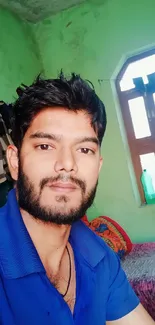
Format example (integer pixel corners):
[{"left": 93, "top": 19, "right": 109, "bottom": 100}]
[
  {"left": 0, "top": 7, "right": 42, "bottom": 103},
  {"left": 32, "top": 0, "right": 155, "bottom": 243},
  {"left": 1, "top": 0, "right": 155, "bottom": 243}
]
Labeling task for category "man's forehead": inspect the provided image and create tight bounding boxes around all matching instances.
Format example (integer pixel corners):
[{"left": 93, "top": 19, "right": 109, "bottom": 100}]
[{"left": 25, "top": 108, "right": 98, "bottom": 141}]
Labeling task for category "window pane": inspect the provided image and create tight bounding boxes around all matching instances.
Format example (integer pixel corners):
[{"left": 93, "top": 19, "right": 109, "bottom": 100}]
[
  {"left": 153, "top": 93, "right": 155, "bottom": 109},
  {"left": 150, "top": 93, "right": 155, "bottom": 119},
  {"left": 120, "top": 54, "right": 155, "bottom": 91},
  {"left": 140, "top": 153, "right": 155, "bottom": 190},
  {"left": 128, "top": 97, "right": 151, "bottom": 139}
]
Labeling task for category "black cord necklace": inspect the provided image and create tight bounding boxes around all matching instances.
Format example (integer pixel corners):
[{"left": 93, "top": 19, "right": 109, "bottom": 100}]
[{"left": 61, "top": 246, "right": 72, "bottom": 298}]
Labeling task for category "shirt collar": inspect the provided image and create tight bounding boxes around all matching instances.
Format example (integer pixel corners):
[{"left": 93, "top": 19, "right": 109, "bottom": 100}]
[
  {"left": 70, "top": 220, "right": 106, "bottom": 268},
  {"left": 0, "top": 189, "right": 105, "bottom": 279}
]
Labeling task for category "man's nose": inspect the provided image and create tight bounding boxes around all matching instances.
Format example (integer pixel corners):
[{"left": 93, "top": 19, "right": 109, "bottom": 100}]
[{"left": 54, "top": 148, "right": 78, "bottom": 173}]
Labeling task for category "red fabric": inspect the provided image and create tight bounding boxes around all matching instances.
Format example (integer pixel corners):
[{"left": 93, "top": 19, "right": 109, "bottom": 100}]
[
  {"left": 82, "top": 215, "right": 132, "bottom": 257},
  {"left": 102, "top": 216, "right": 132, "bottom": 254}
]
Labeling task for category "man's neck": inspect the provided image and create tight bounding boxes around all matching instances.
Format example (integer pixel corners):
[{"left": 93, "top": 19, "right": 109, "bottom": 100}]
[{"left": 20, "top": 208, "right": 71, "bottom": 275}]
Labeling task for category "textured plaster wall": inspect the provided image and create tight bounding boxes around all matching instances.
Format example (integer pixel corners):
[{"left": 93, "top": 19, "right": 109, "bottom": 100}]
[
  {"left": 0, "top": 7, "right": 42, "bottom": 103},
  {"left": 0, "top": 0, "right": 85, "bottom": 22},
  {"left": 32, "top": 0, "right": 155, "bottom": 243}
]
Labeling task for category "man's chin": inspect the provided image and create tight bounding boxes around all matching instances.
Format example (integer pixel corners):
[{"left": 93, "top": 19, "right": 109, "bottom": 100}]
[
  {"left": 41, "top": 205, "right": 82, "bottom": 218},
  {"left": 35, "top": 212, "right": 82, "bottom": 225}
]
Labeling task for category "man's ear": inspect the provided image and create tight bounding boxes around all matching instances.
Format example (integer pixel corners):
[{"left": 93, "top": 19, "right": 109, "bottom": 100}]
[{"left": 6, "top": 145, "right": 19, "bottom": 181}]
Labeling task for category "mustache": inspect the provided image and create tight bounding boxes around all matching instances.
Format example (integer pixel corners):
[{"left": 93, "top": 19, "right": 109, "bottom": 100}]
[{"left": 40, "top": 174, "right": 86, "bottom": 193}]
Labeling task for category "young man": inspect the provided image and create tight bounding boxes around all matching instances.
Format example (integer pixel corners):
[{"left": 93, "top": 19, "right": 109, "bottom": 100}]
[{"left": 0, "top": 73, "right": 154, "bottom": 325}]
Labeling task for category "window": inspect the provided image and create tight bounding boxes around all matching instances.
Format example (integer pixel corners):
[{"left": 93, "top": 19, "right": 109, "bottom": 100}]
[{"left": 116, "top": 49, "right": 155, "bottom": 204}]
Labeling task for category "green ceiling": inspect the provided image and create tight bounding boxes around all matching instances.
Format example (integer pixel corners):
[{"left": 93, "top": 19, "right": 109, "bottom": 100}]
[{"left": 0, "top": 0, "right": 86, "bottom": 22}]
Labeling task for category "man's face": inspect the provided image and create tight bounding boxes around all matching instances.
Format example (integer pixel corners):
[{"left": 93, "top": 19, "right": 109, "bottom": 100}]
[{"left": 12, "top": 108, "right": 102, "bottom": 224}]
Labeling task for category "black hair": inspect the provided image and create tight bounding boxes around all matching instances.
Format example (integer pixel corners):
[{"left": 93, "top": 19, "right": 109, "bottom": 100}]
[{"left": 12, "top": 72, "right": 107, "bottom": 148}]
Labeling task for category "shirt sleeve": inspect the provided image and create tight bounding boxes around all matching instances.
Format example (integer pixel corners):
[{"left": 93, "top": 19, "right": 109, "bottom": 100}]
[{"left": 106, "top": 248, "right": 140, "bottom": 321}]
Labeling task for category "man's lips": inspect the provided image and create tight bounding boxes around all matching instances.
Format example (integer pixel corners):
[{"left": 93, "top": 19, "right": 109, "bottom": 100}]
[{"left": 48, "top": 182, "right": 78, "bottom": 192}]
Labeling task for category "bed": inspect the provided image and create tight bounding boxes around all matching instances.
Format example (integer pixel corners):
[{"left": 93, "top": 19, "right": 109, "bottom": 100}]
[
  {"left": 82, "top": 216, "right": 155, "bottom": 320},
  {"left": 121, "top": 242, "right": 155, "bottom": 320}
]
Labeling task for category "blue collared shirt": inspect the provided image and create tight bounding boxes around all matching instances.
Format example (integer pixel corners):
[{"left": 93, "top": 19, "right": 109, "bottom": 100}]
[{"left": 0, "top": 189, "right": 139, "bottom": 325}]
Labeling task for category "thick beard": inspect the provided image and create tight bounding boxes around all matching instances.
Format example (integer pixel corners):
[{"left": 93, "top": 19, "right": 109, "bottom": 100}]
[{"left": 16, "top": 164, "right": 98, "bottom": 225}]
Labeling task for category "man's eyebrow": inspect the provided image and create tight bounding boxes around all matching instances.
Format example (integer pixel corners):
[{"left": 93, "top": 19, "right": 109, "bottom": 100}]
[
  {"left": 29, "top": 132, "right": 61, "bottom": 142},
  {"left": 29, "top": 132, "right": 99, "bottom": 146},
  {"left": 75, "top": 137, "right": 99, "bottom": 146}
]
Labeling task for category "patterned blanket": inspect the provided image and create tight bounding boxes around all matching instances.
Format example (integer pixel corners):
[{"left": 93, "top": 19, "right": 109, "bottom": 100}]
[{"left": 122, "top": 243, "right": 155, "bottom": 320}]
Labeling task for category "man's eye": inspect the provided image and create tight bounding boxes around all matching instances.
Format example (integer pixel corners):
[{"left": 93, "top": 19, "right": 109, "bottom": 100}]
[
  {"left": 80, "top": 148, "right": 94, "bottom": 154},
  {"left": 37, "top": 144, "right": 52, "bottom": 150}
]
